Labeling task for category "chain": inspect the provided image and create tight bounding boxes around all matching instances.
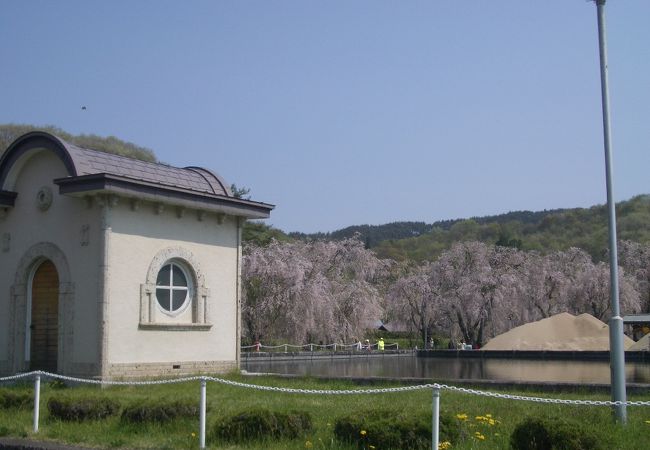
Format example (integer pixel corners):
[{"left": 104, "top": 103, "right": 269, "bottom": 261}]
[
  {"left": 0, "top": 372, "right": 34, "bottom": 382},
  {"left": 203, "top": 375, "right": 435, "bottom": 395},
  {"left": 240, "top": 341, "right": 399, "bottom": 350},
  {"left": 3, "top": 370, "right": 650, "bottom": 406}
]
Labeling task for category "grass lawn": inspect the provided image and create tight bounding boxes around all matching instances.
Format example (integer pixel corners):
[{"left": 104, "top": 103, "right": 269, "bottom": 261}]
[{"left": 1, "top": 373, "right": 650, "bottom": 449}]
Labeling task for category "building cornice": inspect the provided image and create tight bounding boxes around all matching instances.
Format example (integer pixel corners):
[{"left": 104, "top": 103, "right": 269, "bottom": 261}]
[{"left": 54, "top": 173, "right": 274, "bottom": 219}]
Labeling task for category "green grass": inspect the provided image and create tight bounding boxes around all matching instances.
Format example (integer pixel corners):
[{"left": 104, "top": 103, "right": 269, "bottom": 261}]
[{"left": 2, "top": 375, "right": 650, "bottom": 449}]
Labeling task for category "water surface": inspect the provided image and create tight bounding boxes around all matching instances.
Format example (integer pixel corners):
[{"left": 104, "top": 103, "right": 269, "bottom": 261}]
[{"left": 242, "top": 353, "right": 650, "bottom": 384}]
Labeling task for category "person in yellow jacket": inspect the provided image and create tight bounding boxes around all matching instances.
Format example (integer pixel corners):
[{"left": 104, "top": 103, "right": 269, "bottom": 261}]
[{"left": 377, "top": 337, "right": 385, "bottom": 351}]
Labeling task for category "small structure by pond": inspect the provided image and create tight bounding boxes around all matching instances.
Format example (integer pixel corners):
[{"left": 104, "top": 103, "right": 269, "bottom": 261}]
[{"left": 0, "top": 131, "right": 273, "bottom": 378}]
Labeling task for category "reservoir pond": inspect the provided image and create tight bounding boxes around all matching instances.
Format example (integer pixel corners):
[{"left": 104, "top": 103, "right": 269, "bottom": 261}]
[{"left": 242, "top": 353, "right": 650, "bottom": 385}]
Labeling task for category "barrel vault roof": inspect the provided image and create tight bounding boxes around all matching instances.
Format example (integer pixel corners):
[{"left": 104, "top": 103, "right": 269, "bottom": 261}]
[{"left": 0, "top": 131, "right": 273, "bottom": 218}]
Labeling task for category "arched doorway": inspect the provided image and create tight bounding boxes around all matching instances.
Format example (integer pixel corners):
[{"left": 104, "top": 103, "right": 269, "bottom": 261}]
[{"left": 28, "top": 260, "right": 59, "bottom": 372}]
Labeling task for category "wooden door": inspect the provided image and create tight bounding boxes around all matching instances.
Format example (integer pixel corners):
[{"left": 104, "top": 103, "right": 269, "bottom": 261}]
[{"left": 30, "top": 260, "right": 59, "bottom": 372}]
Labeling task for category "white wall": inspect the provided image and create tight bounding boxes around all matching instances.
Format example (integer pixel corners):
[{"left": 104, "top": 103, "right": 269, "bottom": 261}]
[
  {"left": 1, "top": 148, "right": 243, "bottom": 377},
  {"left": 104, "top": 201, "right": 240, "bottom": 367},
  {"left": 0, "top": 150, "right": 102, "bottom": 373}
]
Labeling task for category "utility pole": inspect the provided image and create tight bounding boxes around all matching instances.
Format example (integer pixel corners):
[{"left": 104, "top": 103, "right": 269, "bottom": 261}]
[{"left": 592, "top": 0, "right": 626, "bottom": 424}]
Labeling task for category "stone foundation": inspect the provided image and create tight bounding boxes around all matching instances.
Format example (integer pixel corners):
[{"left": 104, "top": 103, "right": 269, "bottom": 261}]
[{"left": 106, "top": 360, "right": 238, "bottom": 378}]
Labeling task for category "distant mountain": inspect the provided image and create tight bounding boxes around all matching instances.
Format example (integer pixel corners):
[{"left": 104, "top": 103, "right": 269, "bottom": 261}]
[
  {"left": 289, "top": 209, "right": 567, "bottom": 249},
  {"left": 290, "top": 195, "right": 650, "bottom": 262},
  {"left": 289, "top": 222, "right": 434, "bottom": 248}
]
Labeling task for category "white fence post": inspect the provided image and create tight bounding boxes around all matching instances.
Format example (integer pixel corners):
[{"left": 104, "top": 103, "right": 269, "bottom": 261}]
[
  {"left": 284, "top": 344, "right": 288, "bottom": 353},
  {"left": 432, "top": 387, "right": 440, "bottom": 450},
  {"left": 199, "top": 378, "right": 207, "bottom": 449},
  {"left": 33, "top": 372, "right": 41, "bottom": 433}
]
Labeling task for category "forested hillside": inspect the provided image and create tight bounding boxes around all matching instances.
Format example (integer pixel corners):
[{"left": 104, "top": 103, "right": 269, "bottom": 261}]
[
  {"left": 374, "top": 196, "right": 650, "bottom": 262},
  {"left": 291, "top": 195, "right": 650, "bottom": 262}
]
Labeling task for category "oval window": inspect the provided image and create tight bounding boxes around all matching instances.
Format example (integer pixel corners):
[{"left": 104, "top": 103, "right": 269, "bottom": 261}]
[{"left": 155, "top": 261, "right": 191, "bottom": 314}]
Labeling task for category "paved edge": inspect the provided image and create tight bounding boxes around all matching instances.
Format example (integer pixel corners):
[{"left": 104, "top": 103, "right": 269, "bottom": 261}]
[{"left": 0, "top": 438, "right": 97, "bottom": 450}]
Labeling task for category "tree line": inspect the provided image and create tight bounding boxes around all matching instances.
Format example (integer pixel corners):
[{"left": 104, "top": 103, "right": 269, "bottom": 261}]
[
  {"left": 288, "top": 195, "right": 650, "bottom": 264},
  {"left": 242, "top": 238, "right": 647, "bottom": 347}
]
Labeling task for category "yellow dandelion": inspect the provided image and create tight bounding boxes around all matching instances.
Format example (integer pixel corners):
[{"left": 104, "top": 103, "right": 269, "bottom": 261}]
[
  {"left": 369, "top": 446, "right": 376, "bottom": 450},
  {"left": 438, "top": 441, "right": 452, "bottom": 450},
  {"left": 360, "top": 430, "right": 367, "bottom": 436},
  {"left": 191, "top": 432, "right": 196, "bottom": 438},
  {"left": 477, "top": 434, "right": 486, "bottom": 440},
  {"left": 456, "top": 413, "right": 468, "bottom": 420},
  {"left": 645, "top": 420, "right": 650, "bottom": 425},
  {"left": 485, "top": 414, "right": 492, "bottom": 417},
  {"left": 305, "top": 441, "right": 313, "bottom": 449}
]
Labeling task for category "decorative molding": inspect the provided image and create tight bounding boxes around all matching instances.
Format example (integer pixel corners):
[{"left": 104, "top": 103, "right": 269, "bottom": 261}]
[
  {"left": 10, "top": 242, "right": 75, "bottom": 375},
  {"left": 141, "top": 247, "right": 210, "bottom": 327},
  {"left": 36, "top": 186, "right": 53, "bottom": 211},
  {"left": 95, "top": 194, "right": 118, "bottom": 209},
  {"left": 80, "top": 224, "right": 90, "bottom": 246}
]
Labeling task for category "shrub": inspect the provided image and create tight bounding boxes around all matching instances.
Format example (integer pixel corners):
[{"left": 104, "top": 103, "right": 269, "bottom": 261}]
[
  {"left": 48, "top": 379, "right": 68, "bottom": 390},
  {"left": 213, "top": 409, "right": 312, "bottom": 442},
  {"left": 47, "top": 396, "right": 120, "bottom": 421},
  {"left": 0, "top": 390, "right": 32, "bottom": 409},
  {"left": 510, "top": 416, "right": 611, "bottom": 450},
  {"left": 334, "top": 409, "right": 461, "bottom": 450},
  {"left": 120, "top": 399, "right": 198, "bottom": 423}
]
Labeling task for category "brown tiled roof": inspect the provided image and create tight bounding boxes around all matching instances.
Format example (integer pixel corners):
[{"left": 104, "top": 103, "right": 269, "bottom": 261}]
[
  {"left": 51, "top": 139, "right": 231, "bottom": 196},
  {"left": 0, "top": 131, "right": 273, "bottom": 218}
]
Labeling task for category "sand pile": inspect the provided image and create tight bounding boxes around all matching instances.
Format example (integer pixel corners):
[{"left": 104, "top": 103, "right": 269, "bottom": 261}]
[{"left": 483, "top": 312, "right": 634, "bottom": 351}]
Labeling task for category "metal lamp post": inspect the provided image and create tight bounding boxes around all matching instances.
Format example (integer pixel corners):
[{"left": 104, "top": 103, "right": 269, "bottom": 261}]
[{"left": 592, "top": 0, "right": 626, "bottom": 423}]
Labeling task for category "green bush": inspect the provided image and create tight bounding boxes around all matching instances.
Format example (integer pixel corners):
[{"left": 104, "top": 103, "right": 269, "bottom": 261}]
[
  {"left": 0, "top": 390, "right": 32, "bottom": 409},
  {"left": 213, "top": 409, "right": 312, "bottom": 442},
  {"left": 120, "top": 399, "right": 198, "bottom": 423},
  {"left": 48, "top": 379, "right": 68, "bottom": 390},
  {"left": 334, "top": 409, "right": 461, "bottom": 450},
  {"left": 510, "top": 416, "right": 611, "bottom": 450},
  {"left": 47, "top": 396, "right": 120, "bottom": 422}
]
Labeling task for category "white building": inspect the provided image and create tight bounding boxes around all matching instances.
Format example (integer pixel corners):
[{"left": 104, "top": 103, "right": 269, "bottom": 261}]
[{"left": 0, "top": 131, "right": 273, "bottom": 378}]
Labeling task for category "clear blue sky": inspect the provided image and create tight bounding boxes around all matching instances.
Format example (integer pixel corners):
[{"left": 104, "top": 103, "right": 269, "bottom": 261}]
[{"left": 2, "top": 1, "right": 649, "bottom": 233}]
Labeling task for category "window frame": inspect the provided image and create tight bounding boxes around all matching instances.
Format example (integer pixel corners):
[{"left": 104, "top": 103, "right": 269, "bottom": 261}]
[
  {"left": 154, "top": 260, "right": 192, "bottom": 316},
  {"left": 140, "top": 247, "right": 211, "bottom": 330}
]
